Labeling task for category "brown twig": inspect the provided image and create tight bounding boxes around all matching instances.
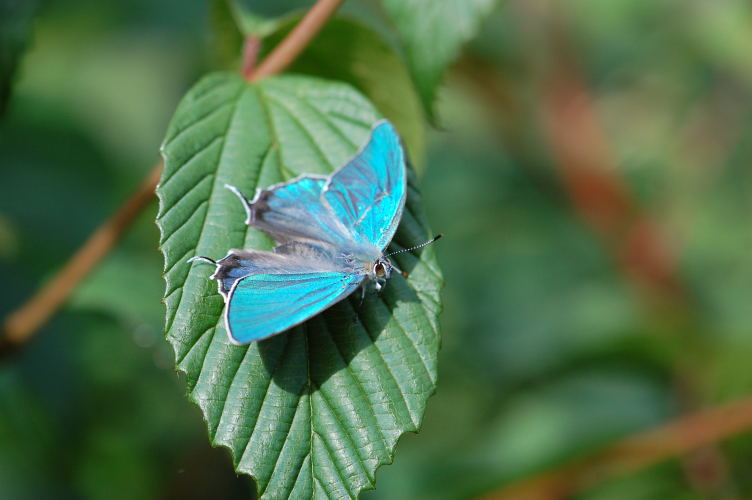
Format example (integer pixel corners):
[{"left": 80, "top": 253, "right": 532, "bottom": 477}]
[
  {"left": 0, "top": 0, "right": 346, "bottom": 356},
  {"left": 477, "top": 396, "right": 752, "bottom": 500},
  {"left": 241, "top": 36, "right": 261, "bottom": 81},
  {"left": 247, "top": 0, "right": 345, "bottom": 81},
  {"left": 1, "top": 163, "right": 163, "bottom": 356},
  {"left": 542, "top": 42, "right": 684, "bottom": 309}
]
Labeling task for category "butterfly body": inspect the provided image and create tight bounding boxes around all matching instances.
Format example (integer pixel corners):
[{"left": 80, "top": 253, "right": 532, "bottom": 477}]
[{"left": 192, "top": 120, "right": 409, "bottom": 345}]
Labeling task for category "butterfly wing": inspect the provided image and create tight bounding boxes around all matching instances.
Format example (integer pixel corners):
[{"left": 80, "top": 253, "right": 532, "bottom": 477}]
[
  {"left": 225, "top": 271, "right": 363, "bottom": 344},
  {"left": 231, "top": 120, "right": 406, "bottom": 251},
  {"left": 210, "top": 245, "right": 342, "bottom": 298},
  {"left": 233, "top": 176, "right": 356, "bottom": 248},
  {"left": 322, "top": 120, "right": 407, "bottom": 250}
]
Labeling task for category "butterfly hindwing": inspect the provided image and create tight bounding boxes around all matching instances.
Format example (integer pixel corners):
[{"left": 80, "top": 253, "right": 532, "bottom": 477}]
[
  {"left": 225, "top": 271, "right": 364, "bottom": 344},
  {"left": 238, "top": 176, "right": 356, "bottom": 248},
  {"left": 211, "top": 247, "right": 341, "bottom": 298}
]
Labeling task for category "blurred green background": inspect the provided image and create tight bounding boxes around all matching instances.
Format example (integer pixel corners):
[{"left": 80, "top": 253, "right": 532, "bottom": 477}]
[{"left": 3, "top": 0, "right": 752, "bottom": 499}]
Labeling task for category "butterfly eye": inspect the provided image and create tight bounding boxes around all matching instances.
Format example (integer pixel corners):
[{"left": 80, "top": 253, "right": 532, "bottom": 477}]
[{"left": 374, "top": 262, "right": 387, "bottom": 278}]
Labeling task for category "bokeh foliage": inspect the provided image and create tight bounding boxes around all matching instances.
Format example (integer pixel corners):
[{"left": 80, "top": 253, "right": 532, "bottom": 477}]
[{"left": 3, "top": 0, "right": 752, "bottom": 499}]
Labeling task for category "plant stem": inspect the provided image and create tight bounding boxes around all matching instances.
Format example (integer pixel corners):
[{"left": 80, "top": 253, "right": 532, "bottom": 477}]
[
  {"left": 1, "top": 163, "right": 162, "bottom": 356},
  {"left": 248, "top": 0, "right": 345, "bottom": 81},
  {"left": 241, "top": 36, "right": 261, "bottom": 80},
  {"left": 477, "top": 396, "right": 752, "bottom": 500}
]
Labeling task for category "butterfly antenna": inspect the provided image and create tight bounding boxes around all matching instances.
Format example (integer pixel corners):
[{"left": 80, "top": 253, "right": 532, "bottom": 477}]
[
  {"left": 384, "top": 233, "right": 444, "bottom": 259},
  {"left": 389, "top": 262, "right": 408, "bottom": 278}
]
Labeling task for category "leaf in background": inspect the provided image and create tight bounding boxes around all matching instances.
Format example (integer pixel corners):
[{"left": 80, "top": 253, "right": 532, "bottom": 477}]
[
  {"left": 156, "top": 73, "right": 442, "bottom": 498},
  {"left": 227, "top": 0, "right": 310, "bottom": 38},
  {"left": 381, "top": 0, "right": 498, "bottom": 117},
  {"left": 0, "top": 0, "right": 39, "bottom": 116},
  {"left": 262, "top": 17, "right": 426, "bottom": 169},
  {"left": 208, "top": 0, "right": 245, "bottom": 69}
]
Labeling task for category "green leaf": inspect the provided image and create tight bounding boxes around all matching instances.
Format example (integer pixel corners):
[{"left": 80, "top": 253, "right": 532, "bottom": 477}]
[
  {"left": 381, "top": 0, "right": 498, "bottom": 117},
  {"left": 227, "top": 0, "right": 309, "bottom": 37},
  {"left": 156, "top": 73, "right": 442, "bottom": 498},
  {"left": 208, "top": 0, "right": 245, "bottom": 69},
  {"left": 0, "top": 0, "right": 40, "bottom": 116},
  {"left": 262, "top": 17, "right": 427, "bottom": 169}
]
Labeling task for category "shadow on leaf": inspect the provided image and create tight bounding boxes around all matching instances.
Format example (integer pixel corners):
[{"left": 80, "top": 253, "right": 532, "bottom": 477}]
[{"left": 257, "top": 276, "right": 421, "bottom": 394}]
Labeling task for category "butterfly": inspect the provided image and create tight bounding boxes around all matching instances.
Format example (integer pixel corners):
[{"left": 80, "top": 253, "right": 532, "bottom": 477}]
[{"left": 190, "top": 120, "right": 441, "bottom": 345}]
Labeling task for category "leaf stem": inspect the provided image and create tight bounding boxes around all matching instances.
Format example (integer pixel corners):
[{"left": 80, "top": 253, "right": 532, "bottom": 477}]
[
  {"left": 241, "top": 35, "right": 261, "bottom": 80},
  {"left": 247, "top": 0, "right": 346, "bottom": 81},
  {"left": 0, "top": 163, "right": 162, "bottom": 357}
]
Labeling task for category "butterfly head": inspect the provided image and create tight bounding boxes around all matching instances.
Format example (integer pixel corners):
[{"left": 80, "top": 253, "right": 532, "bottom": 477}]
[
  {"left": 368, "top": 233, "right": 444, "bottom": 291},
  {"left": 371, "top": 258, "right": 393, "bottom": 291}
]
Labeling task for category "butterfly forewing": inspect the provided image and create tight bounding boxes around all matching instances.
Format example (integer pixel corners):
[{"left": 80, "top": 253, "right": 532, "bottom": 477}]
[{"left": 323, "top": 121, "right": 407, "bottom": 251}]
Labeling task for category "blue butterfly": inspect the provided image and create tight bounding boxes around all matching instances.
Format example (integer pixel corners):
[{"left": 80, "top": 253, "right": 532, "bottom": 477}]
[{"left": 191, "top": 120, "right": 441, "bottom": 344}]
